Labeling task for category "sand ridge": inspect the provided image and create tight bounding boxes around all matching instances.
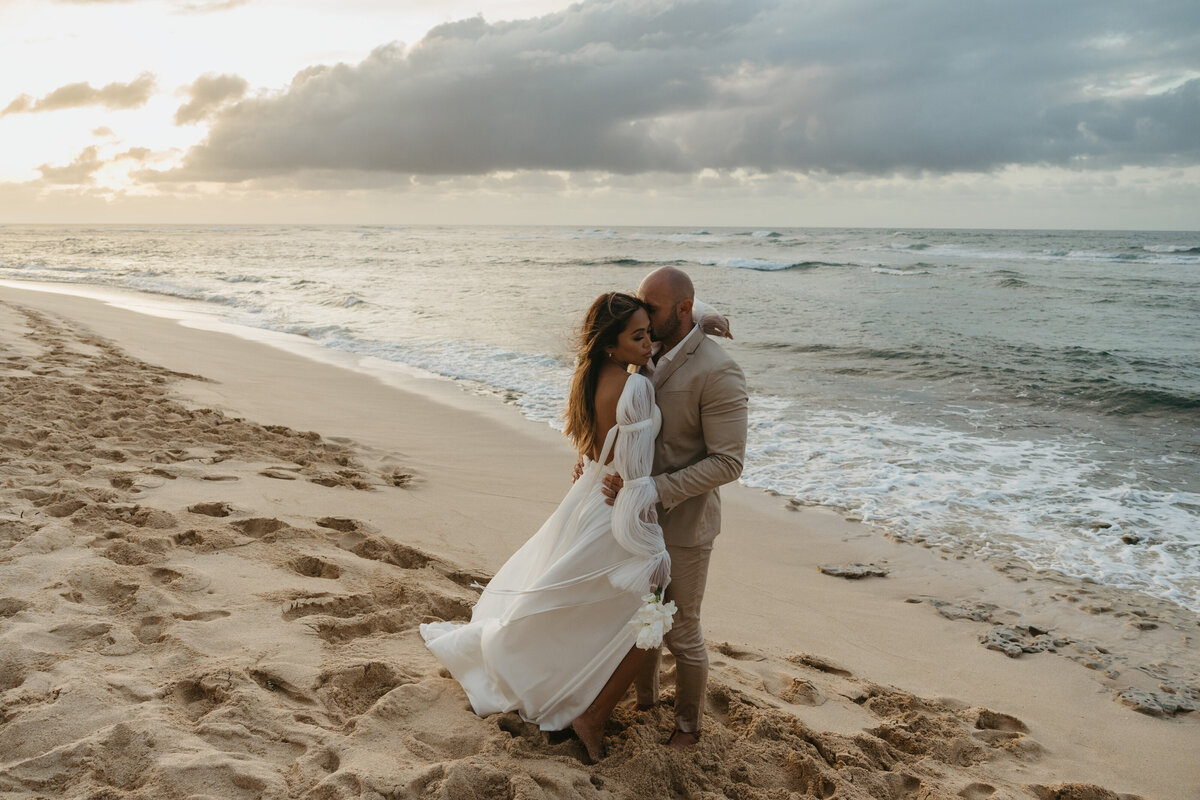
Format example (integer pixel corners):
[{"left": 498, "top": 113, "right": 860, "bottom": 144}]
[{"left": 0, "top": 300, "right": 1173, "bottom": 799}]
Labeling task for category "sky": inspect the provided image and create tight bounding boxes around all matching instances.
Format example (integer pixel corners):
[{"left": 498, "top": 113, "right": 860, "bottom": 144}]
[{"left": 1, "top": 0, "right": 1198, "bottom": 229}]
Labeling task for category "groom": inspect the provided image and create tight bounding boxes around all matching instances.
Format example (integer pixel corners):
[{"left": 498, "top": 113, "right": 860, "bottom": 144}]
[{"left": 602, "top": 266, "right": 748, "bottom": 748}]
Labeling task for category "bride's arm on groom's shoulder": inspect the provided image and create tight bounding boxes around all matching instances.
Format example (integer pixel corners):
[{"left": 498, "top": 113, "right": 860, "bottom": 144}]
[{"left": 693, "top": 298, "right": 733, "bottom": 340}]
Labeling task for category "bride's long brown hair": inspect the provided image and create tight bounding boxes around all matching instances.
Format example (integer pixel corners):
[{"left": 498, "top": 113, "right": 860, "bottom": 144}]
[{"left": 564, "top": 292, "right": 646, "bottom": 457}]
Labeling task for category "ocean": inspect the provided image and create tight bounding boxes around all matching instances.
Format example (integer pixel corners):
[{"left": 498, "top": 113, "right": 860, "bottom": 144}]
[{"left": 2, "top": 224, "right": 1198, "bottom": 613}]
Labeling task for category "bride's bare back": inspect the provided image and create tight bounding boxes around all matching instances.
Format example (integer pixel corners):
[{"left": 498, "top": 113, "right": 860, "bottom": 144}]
[{"left": 589, "top": 363, "right": 632, "bottom": 463}]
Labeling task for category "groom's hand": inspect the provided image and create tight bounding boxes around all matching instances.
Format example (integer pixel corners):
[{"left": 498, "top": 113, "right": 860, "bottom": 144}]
[{"left": 601, "top": 473, "right": 623, "bottom": 505}]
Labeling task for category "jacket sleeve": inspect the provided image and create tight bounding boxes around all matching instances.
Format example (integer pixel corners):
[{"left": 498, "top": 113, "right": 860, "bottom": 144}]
[{"left": 651, "top": 361, "right": 748, "bottom": 510}]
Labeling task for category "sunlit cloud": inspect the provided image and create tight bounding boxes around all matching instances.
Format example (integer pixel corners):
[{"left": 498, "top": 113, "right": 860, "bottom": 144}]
[
  {"left": 36, "top": 145, "right": 105, "bottom": 184},
  {"left": 2, "top": 72, "right": 157, "bottom": 116},
  {"left": 174, "top": 73, "right": 249, "bottom": 124},
  {"left": 115, "top": 146, "right": 153, "bottom": 161},
  {"left": 55, "top": 0, "right": 249, "bottom": 10}
]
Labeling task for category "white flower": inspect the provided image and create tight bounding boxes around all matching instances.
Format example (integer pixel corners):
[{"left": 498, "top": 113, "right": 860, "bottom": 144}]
[{"left": 630, "top": 592, "right": 677, "bottom": 650}]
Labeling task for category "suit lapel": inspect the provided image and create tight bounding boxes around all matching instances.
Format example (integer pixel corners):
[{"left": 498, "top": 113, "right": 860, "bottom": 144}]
[{"left": 652, "top": 330, "right": 704, "bottom": 390}]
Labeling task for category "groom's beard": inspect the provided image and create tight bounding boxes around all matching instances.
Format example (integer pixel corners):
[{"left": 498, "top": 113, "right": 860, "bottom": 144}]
[{"left": 652, "top": 311, "right": 683, "bottom": 349}]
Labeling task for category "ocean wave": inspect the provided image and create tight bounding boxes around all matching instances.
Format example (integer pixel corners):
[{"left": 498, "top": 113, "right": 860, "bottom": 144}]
[
  {"left": 699, "top": 257, "right": 840, "bottom": 271},
  {"left": 1144, "top": 244, "right": 1200, "bottom": 255},
  {"left": 565, "top": 255, "right": 843, "bottom": 272},
  {"left": 871, "top": 266, "right": 931, "bottom": 276},
  {"left": 747, "top": 339, "right": 1200, "bottom": 418}
]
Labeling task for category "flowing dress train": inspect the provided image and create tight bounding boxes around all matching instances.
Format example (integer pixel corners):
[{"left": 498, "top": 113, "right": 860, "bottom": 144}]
[{"left": 420, "top": 373, "right": 668, "bottom": 731}]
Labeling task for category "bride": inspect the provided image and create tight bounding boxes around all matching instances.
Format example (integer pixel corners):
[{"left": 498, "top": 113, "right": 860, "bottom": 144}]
[{"left": 420, "top": 291, "right": 675, "bottom": 762}]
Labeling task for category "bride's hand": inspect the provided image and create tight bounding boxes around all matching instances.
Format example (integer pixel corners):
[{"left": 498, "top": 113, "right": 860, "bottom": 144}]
[
  {"left": 572, "top": 457, "right": 584, "bottom": 483},
  {"left": 692, "top": 299, "right": 733, "bottom": 340},
  {"left": 699, "top": 312, "right": 733, "bottom": 339}
]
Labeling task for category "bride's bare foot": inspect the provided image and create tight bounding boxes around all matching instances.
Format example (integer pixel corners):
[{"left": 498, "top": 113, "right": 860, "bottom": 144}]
[
  {"left": 571, "top": 715, "right": 605, "bottom": 763},
  {"left": 666, "top": 729, "right": 700, "bottom": 749}
]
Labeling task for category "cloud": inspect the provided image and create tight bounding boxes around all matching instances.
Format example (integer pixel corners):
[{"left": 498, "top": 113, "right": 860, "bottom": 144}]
[
  {"left": 174, "top": 73, "right": 250, "bottom": 124},
  {"left": 2, "top": 73, "right": 156, "bottom": 116},
  {"left": 115, "top": 147, "right": 153, "bottom": 161},
  {"left": 55, "top": 0, "right": 248, "bottom": 9},
  {"left": 137, "top": 0, "right": 1200, "bottom": 183},
  {"left": 37, "top": 146, "right": 105, "bottom": 184},
  {"left": 92, "top": 126, "right": 116, "bottom": 137},
  {"left": 177, "top": 0, "right": 251, "bottom": 12}
]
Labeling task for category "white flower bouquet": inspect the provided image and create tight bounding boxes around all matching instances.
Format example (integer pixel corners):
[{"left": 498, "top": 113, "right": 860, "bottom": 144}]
[{"left": 630, "top": 590, "right": 677, "bottom": 650}]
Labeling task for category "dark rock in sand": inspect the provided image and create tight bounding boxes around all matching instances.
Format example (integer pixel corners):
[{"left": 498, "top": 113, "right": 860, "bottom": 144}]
[
  {"left": 906, "top": 596, "right": 998, "bottom": 623},
  {"left": 819, "top": 563, "right": 889, "bottom": 579},
  {"left": 981, "top": 625, "right": 1063, "bottom": 658},
  {"left": 1117, "top": 686, "right": 1200, "bottom": 717}
]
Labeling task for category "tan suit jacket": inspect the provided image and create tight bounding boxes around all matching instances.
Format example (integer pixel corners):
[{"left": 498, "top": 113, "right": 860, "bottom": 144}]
[{"left": 647, "top": 330, "right": 748, "bottom": 548}]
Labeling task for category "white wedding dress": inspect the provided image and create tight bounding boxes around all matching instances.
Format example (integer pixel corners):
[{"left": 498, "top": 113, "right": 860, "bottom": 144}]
[{"left": 420, "top": 372, "right": 669, "bottom": 731}]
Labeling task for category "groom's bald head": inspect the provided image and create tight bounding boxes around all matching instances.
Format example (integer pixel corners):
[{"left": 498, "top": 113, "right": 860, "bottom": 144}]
[
  {"left": 638, "top": 266, "right": 695, "bottom": 351},
  {"left": 639, "top": 266, "right": 694, "bottom": 306}
]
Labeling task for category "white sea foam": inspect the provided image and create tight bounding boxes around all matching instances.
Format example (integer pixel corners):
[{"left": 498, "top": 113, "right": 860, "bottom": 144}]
[
  {"left": 742, "top": 401, "right": 1200, "bottom": 611},
  {"left": 698, "top": 257, "right": 803, "bottom": 271},
  {"left": 871, "top": 266, "right": 932, "bottom": 276}
]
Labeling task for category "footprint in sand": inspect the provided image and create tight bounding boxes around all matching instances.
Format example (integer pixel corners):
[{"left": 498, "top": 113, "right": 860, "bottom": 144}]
[
  {"left": 150, "top": 566, "right": 212, "bottom": 592},
  {"left": 333, "top": 530, "right": 432, "bottom": 570},
  {"left": 315, "top": 516, "right": 366, "bottom": 533},
  {"left": 0, "top": 597, "right": 32, "bottom": 618},
  {"left": 975, "top": 708, "right": 1029, "bottom": 733},
  {"left": 173, "top": 609, "right": 230, "bottom": 622},
  {"left": 769, "top": 675, "right": 827, "bottom": 706},
  {"left": 169, "top": 674, "right": 233, "bottom": 721},
  {"left": 316, "top": 661, "right": 415, "bottom": 718},
  {"left": 787, "top": 652, "right": 854, "bottom": 678},
  {"left": 134, "top": 615, "right": 171, "bottom": 644},
  {"left": 713, "top": 641, "right": 767, "bottom": 662},
  {"left": 290, "top": 555, "right": 343, "bottom": 580},
  {"left": 260, "top": 467, "right": 300, "bottom": 480},
  {"left": 232, "top": 517, "right": 286, "bottom": 538},
  {"left": 187, "top": 501, "right": 234, "bottom": 518},
  {"left": 283, "top": 593, "right": 374, "bottom": 621}
]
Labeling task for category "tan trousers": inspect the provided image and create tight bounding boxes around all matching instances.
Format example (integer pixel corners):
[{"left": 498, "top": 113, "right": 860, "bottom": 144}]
[{"left": 635, "top": 542, "right": 713, "bottom": 733}]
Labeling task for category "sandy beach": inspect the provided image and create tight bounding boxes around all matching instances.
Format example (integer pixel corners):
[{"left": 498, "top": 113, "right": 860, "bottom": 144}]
[{"left": 1, "top": 283, "right": 1197, "bottom": 800}]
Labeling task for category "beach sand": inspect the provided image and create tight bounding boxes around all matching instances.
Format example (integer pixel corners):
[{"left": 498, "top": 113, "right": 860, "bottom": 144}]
[{"left": 1, "top": 284, "right": 1197, "bottom": 800}]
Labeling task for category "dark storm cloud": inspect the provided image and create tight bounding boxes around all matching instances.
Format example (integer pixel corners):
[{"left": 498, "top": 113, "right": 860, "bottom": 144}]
[
  {"left": 155, "top": 0, "right": 1200, "bottom": 182},
  {"left": 2, "top": 73, "right": 156, "bottom": 116},
  {"left": 174, "top": 73, "right": 249, "bottom": 124}
]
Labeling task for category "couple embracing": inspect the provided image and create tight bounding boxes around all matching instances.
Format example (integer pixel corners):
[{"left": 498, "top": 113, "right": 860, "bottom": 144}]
[{"left": 421, "top": 266, "right": 748, "bottom": 762}]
